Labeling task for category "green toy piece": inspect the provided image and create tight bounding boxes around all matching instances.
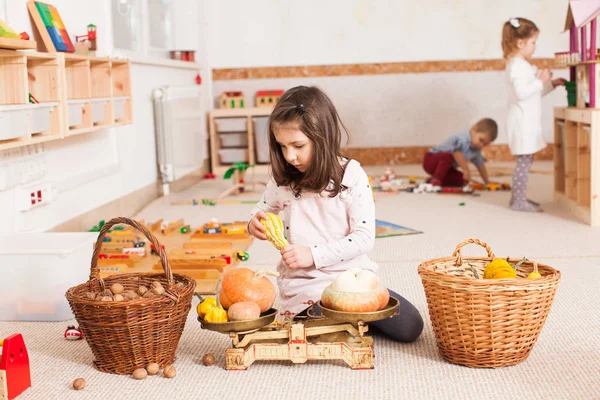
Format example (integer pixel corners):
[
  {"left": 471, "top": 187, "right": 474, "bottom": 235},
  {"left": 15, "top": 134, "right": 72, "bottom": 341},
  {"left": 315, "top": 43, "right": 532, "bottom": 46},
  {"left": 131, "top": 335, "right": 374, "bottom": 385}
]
[
  {"left": 223, "top": 162, "right": 253, "bottom": 180},
  {"left": 90, "top": 220, "right": 106, "bottom": 232}
]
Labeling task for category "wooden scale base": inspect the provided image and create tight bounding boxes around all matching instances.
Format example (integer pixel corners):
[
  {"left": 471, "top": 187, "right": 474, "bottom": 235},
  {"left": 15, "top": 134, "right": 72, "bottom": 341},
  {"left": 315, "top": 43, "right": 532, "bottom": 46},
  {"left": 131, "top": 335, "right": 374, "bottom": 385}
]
[{"left": 199, "top": 297, "right": 399, "bottom": 370}]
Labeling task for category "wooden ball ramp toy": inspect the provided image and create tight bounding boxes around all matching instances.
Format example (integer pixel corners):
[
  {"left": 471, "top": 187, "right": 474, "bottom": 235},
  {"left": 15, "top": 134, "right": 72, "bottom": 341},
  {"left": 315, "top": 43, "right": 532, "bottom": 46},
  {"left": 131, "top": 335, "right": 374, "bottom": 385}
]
[{"left": 198, "top": 297, "right": 399, "bottom": 370}]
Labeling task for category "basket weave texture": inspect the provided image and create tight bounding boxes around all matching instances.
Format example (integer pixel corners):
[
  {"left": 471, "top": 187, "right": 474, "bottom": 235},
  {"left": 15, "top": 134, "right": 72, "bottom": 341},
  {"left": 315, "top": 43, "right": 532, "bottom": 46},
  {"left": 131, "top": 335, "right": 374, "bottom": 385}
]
[
  {"left": 65, "top": 217, "right": 196, "bottom": 374},
  {"left": 418, "top": 239, "right": 561, "bottom": 368}
]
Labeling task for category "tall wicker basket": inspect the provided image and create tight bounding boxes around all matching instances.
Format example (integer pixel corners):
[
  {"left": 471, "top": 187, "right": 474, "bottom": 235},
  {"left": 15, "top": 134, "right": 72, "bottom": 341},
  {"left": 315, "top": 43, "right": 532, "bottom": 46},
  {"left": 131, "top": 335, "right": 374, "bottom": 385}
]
[
  {"left": 418, "top": 239, "right": 561, "bottom": 368},
  {"left": 65, "top": 217, "right": 196, "bottom": 374}
]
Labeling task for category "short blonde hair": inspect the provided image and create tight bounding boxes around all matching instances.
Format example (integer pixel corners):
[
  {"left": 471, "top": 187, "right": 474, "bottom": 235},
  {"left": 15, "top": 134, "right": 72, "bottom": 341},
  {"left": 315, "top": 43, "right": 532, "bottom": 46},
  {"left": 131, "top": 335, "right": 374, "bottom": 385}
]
[{"left": 502, "top": 17, "right": 539, "bottom": 58}]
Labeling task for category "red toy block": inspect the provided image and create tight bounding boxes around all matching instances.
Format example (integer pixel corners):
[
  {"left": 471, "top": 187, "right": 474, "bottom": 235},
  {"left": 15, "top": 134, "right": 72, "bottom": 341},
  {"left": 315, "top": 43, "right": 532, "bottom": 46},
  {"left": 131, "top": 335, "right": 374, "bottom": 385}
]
[{"left": 0, "top": 334, "right": 31, "bottom": 399}]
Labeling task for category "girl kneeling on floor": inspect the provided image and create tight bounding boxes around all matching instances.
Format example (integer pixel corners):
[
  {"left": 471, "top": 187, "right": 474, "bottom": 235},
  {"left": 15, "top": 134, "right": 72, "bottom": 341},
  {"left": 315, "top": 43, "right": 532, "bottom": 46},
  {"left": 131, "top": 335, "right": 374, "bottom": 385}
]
[{"left": 247, "top": 85, "right": 423, "bottom": 342}]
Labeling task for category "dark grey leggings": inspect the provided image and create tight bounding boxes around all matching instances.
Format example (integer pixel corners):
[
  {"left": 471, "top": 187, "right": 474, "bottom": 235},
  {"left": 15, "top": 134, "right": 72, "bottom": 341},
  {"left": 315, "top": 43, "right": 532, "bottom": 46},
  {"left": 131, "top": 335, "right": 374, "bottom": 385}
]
[{"left": 296, "top": 289, "right": 424, "bottom": 343}]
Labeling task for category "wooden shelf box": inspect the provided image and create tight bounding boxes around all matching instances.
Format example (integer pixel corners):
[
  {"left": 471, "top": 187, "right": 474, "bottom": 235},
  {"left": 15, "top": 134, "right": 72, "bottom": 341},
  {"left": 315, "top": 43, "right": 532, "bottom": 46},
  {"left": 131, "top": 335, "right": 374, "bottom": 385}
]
[
  {"left": 0, "top": 52, "right": 133, "bottom": 151},
  {"left": 554, "top": 107, "right": 600, "bottom": 225},
  {"left": 0, "top": 53, "right": 29, "bottom": 147},
  {"left": 111, "top": 60, "right": 132, "bottom": 124},
  {"left": 90, "top": 59, "right": 112, "bottom": 127},
  {"left": 208, "top": 107, "right": 273, "bottom": 176},
  {"left": 0, "top": 51, "right": 62, "bottom": 149},
  {"left": 27, "top": 53, "right": 61, "bottom": 140},
  {"left": 62, "top": 54, "right": 92, "bottom": 133}
]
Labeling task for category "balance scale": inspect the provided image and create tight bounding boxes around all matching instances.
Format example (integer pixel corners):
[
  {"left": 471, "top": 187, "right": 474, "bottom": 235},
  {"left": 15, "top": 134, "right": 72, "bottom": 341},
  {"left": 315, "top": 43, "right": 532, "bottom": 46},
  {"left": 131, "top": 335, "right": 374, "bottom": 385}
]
[{"left": 198, "top": 297, "right": 399, "bottom": 370}]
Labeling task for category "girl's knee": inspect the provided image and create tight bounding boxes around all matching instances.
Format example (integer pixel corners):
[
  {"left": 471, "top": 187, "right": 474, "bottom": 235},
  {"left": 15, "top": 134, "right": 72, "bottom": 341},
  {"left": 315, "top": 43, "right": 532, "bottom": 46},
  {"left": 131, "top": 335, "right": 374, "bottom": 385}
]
[{"left": 397, "top": 315, "right": 424, "bottom": 343}]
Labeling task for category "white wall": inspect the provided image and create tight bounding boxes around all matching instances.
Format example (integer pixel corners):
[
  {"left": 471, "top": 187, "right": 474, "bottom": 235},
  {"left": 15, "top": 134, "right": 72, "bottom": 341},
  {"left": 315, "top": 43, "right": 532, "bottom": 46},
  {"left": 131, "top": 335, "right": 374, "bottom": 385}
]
[
  {"left": 0, "top": 0, "right": 207, "bottom": 233},
  {"left": 206, "top": 0, "right": 571, "bottom": 68},
  {"left": 213, "top": 69, "right": 569, "bottom": 149},
  {"left": 207, "top": 0, "right": 573, "bottom": 148}
]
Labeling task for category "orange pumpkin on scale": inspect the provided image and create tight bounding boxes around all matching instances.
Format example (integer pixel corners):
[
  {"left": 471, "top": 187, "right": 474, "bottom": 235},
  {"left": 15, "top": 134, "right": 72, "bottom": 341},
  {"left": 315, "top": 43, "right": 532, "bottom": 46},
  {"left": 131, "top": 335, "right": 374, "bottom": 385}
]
[
  {"left": 219, "top": 268, "right": 279, "bottom": 313},
  {"left": 321, "top": 268, "right": 389, "bottom": 313}
]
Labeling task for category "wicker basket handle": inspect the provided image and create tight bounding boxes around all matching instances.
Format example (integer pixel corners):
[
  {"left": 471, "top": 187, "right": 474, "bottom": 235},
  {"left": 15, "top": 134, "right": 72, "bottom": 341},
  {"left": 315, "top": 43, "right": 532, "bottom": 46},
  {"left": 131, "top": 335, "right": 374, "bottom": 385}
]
[
  {"left": 452, "top": 238, "right": 495, "bottom": 266},
  {"left": 90, "top": 217, "right": 173, "bottom": 285}
]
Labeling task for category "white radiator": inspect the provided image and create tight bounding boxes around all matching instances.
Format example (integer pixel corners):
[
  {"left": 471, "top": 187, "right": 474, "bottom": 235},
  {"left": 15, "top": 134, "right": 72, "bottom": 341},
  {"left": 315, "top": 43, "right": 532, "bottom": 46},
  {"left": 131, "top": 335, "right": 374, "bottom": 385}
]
[{"left": 152, "top": 85, "right": 206, "bottom": 194}]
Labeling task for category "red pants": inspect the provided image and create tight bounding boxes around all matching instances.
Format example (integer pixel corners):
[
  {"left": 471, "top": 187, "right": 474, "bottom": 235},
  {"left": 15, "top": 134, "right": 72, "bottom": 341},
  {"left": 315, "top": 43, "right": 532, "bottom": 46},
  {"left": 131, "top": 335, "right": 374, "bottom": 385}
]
[{"left": 423, "top": 152, "right": 465, "bottom": 187}]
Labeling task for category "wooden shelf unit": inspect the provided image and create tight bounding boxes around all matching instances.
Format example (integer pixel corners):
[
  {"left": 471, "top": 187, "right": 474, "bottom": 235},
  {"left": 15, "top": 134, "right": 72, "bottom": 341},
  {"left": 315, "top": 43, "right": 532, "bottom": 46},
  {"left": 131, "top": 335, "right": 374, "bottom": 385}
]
[
  {"left": 0, "top": 51, "right": 133, "bottom": 150},
  {"left": 0, "top": 50, "right": 62, "bottom": 150},
  {"left": 26, "top": 52, "right": 62, "bottom": 142},
  {"left": 554, "top": 107, "right": 600, "bottom": 225},
  {"left": 111, "top": 59, "right": 132, "bottom": 124},
  {"left": 208, "top": 107, "right": 273, "bottom": 176}
]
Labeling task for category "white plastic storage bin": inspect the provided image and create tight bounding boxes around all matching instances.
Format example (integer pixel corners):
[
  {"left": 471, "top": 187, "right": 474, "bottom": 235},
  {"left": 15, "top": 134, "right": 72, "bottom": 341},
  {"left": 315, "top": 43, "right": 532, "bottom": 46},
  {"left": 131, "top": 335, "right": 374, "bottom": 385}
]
[
  {"left": 0, "top": 105, "right": 29, "bottom": 140},
  {"left": 216, "top": 118, "right": 247, "bottom": 132},
  {"left": 254, "top": 117, "right": 270, "bottom": 163},
  {"left": 219, "top": 148, "right": 248, "bottom": 163},
  {"left": 29, "top": 102, "right": 59, "bottom": 134},
  {"left": 67, "top": 99, "right": 88, "bottom": 127},
  {"left": 113, "top": 96, "right": 128, "bottom": 121},
  {"left": 220, "top": 132, "right": 248, "bottom": 147},
  {"left": 0, "top": 232, "right": 97, "bottom": 321},
  {"left": 91, "top": 98, "right": 110, "bottom": 124}
]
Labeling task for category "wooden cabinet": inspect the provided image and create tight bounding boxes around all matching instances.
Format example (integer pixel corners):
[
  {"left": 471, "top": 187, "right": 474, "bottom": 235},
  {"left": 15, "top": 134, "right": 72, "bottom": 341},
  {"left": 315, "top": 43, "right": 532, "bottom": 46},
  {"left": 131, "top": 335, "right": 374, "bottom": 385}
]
[
  {"left": 208, "top": 107, "right": 272, "bottom": 176},
  {"left": 554, "top": 107, "right": 600, "bottom": 225},
  {"left": 0, "top": 50, "right": 133, "bottom": 150}
]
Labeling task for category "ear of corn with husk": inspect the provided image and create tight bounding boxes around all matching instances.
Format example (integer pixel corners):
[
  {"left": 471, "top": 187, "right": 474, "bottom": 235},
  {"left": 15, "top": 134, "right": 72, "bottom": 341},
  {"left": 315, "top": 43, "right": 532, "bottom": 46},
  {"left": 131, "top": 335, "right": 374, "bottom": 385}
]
[{"left": 261, "top": 212, "right": 289, "bottom": 250}]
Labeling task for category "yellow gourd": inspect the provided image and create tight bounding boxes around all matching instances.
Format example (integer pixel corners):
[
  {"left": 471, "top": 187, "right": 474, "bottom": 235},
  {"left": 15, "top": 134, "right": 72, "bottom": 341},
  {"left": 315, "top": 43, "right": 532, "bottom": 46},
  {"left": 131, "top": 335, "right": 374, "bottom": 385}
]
[
  {"left": 261, "top": 212, "right": 289, "bottom": 250},
  {"left": 527, "top": 271, "right": 542, "bottom": 279},
  {"left": 204, "top": 304, "right": 228, "bottom": 323},
  {"left": 197, "top": 296, "right": 217, "bottom": 317},
  {"left": 483, "top": 258, "right": 517, "bottom": 279}
]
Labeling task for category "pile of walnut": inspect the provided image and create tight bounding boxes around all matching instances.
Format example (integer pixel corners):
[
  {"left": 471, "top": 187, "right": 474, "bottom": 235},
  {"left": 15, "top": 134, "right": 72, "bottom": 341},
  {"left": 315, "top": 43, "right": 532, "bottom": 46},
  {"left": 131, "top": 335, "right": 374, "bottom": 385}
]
[
  {"left": 132, "top": 363, "right": 176, "bottom": 380},
  {"left": 84, "top": 281, "right": 185, "bottom": 302}
]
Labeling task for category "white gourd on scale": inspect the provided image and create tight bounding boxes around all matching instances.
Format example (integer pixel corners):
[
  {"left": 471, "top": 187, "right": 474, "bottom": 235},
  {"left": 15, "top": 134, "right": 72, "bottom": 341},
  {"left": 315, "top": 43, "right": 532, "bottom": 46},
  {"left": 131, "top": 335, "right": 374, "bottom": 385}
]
[{"left": 321, "top": 268, "right": 390, "bottom": 312}]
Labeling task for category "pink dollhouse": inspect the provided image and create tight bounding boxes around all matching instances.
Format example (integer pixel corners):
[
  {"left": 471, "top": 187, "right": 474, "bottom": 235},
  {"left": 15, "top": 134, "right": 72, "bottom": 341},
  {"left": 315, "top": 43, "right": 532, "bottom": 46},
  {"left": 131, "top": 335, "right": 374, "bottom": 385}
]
[{"left": 562, "top": 0, "right": 600, "bottom": 107}]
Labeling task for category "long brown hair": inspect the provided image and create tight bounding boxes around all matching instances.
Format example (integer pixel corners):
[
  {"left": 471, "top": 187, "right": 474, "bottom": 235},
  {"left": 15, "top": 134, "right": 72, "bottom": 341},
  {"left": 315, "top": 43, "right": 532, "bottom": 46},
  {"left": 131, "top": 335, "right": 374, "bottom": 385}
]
[
  {"left": 268, "top": 86, "right": 349, "bottom": 198},
  {"left": 502, "top": 17, "right": 539, "bottom": 58}
]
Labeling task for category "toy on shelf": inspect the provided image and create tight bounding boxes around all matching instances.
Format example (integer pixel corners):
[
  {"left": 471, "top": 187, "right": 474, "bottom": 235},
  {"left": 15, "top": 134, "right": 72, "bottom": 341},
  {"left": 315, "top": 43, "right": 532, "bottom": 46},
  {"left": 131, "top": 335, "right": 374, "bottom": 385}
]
[
  {"left": 560, "top": 1, "right": 600, "bottom": 108},
  {"left": 28, "top": 93, "right": 39, "bottom": 104},
  {"left": 170, "top": 50, "right": 195, "bottom": 62},
  {"left": 213, "top": 163, "right": 267, "bottom": 200},
  {"left": 0, "top": 19, "right": 36, "bottom": 50},
  {"left": 219, "top": 91, "right": 245, "bottom": 109},
  {"left": 255, "top": 90, "right": 284, "bottom": 107},
  {"left": 0, "top": 334, "right": 31, "bottom": 400},
  {"left": 27, "top": 1, "right": 75, "bottom": 53},
  {"left": 74, "top": 23, "right": 97, "bottom": 56}
]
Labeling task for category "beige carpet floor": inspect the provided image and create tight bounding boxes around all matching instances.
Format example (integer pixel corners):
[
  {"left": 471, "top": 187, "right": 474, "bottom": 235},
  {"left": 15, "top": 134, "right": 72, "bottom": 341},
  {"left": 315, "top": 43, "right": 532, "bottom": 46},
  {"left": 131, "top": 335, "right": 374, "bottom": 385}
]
[{"left": 2, "top": 162, "right": 599, "bottom": 400}]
